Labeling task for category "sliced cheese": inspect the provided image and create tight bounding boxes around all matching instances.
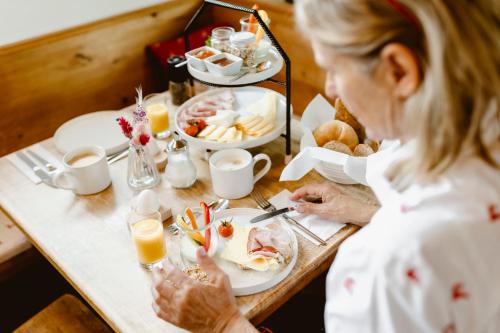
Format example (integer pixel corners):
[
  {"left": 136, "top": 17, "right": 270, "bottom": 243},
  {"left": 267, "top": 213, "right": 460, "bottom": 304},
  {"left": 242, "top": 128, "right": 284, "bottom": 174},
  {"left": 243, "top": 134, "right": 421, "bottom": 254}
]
[
  {"left": 197, "top": 124, "right": 217, "bottom": 138},
  {"left": 252, "top": 123, "right": 274, "bottom": 137},
  {"left": 237, "top": 114, "right": 258, "bottom": 126},
  {"left": 237, "top": 116, "right": 262, "bottom": 131},
  {"left": 247, "top": 91, "right": 277, "bottom": 122},
  {"left": 206, "top": 126, "right": 227, "bottom": 140},
  {"left": 218, "top": 126, "right": 237, "bottom": 142},
  {"left": 247, "top": 118, "right": 271, "bottom": 134}
]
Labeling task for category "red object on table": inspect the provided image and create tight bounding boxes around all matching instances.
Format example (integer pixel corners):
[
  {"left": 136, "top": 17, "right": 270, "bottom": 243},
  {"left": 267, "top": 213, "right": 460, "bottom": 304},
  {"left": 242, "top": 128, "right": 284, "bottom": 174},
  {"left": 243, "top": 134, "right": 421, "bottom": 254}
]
[
  {"left": 146, "top": 23, "right": 233, "bottom": 90},
  {"left": 147, "top": 23, "right": 232, "bottom": 70}
]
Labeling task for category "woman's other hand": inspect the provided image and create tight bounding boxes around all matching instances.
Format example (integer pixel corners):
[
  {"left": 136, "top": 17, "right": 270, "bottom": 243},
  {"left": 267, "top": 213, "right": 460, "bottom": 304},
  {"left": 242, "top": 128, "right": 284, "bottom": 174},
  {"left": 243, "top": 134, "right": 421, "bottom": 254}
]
[
  {"left": 290, "top": 183, "right": 378, "bottom": 226},
  {"left": 152, "top": 248, "right": 257, "bottom": 333}
]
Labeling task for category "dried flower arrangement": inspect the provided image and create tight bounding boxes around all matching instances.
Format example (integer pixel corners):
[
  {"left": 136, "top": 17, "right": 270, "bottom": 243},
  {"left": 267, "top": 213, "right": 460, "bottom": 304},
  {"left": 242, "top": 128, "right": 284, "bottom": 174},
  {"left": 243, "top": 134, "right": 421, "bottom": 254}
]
[{"left": 117, "top": 86, "right": 151, "bottom": 146}]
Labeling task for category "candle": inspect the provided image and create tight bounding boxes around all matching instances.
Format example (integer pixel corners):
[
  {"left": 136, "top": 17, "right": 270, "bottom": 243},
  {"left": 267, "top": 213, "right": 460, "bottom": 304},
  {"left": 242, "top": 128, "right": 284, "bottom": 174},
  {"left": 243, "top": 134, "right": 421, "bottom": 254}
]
[
  {"left": 130, "top": 218, "right": 166, "bottom": 268},
  {"left": 146, "top": 103, "right": 169, "bottom": 134}
]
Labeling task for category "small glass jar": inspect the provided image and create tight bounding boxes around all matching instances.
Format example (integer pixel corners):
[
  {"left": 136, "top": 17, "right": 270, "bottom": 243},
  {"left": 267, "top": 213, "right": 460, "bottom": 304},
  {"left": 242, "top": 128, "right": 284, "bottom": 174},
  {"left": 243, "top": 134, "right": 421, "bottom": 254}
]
[
  {"left": 211, "top": 27, "right": 235, "bottom": 52},
  {"left": 239, "top": 17, "right": 259, "bottom": 34},
  {"left": 176, "top": 207, "right": 218, "bottom": 263},
  {"left": 167, "top": 55, "right": 190, "bottom": 106},
  {"left": 164, "top": 137, "right": 197, "bottom": 188},
  {"left": 229, "top": 31, "right": 257, "bottom": 68}
]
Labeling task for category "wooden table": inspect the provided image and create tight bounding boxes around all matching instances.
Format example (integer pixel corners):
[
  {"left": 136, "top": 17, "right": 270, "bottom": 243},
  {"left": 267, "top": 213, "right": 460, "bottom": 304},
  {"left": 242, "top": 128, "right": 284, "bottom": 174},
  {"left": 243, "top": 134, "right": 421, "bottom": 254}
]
[{"left": 0, "top": 132, "right": 377, "bottom": 332}]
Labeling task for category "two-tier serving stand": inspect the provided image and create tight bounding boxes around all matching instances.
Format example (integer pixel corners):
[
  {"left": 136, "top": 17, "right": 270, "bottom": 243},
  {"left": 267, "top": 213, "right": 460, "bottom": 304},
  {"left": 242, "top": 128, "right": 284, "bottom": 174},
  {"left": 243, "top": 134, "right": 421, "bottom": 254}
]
[{"left": 183, "top": 0, "right": 292, "bottom": 163}]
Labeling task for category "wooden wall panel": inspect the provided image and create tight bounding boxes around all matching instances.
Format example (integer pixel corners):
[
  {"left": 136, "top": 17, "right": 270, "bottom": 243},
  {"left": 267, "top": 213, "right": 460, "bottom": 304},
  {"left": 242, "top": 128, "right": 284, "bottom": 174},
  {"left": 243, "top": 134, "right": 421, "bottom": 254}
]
[{"left": 0, "top": 0, "right": 201, "bottom": 156}]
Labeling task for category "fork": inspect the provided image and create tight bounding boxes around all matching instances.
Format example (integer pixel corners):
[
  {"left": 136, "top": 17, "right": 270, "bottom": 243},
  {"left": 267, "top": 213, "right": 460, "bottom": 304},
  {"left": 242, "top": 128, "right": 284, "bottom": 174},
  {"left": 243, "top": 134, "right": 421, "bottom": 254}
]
[{"left": 251, "top": 190, "right": 327, "bottom": 246}]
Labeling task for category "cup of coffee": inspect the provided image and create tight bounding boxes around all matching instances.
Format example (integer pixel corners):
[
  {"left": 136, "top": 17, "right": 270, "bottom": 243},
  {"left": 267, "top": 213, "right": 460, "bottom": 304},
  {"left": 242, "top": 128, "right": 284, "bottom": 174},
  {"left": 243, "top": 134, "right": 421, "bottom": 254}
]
[
  {"left": 209, "top": 148, "right": 271, "bottom": 199},
  {"left": 52, "top": 145, "right": 111, "bottom": 195}
]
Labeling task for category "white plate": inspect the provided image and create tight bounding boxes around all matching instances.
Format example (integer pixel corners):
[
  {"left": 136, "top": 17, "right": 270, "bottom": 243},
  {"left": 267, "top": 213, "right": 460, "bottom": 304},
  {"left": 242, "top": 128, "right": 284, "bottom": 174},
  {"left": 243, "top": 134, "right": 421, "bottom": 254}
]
[
  {"left": 54, "top": 111, "right": 129, "bottom": 156},
  {"left": 187, "top": 47, "right": 283, "bottom": 86},
  {"left": 175, "top": 87, "right": 289, "bottom": 150},
  {"left": 212, "top": 208, "right": 298, "bottom": 296}
]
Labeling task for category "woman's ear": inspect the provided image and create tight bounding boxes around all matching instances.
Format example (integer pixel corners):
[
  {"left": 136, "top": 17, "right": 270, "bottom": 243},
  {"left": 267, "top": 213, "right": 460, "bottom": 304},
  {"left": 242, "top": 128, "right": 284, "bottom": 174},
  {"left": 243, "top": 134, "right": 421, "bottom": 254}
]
[{"left": 379, "top": 43, "right": 421, "bottom": 98}]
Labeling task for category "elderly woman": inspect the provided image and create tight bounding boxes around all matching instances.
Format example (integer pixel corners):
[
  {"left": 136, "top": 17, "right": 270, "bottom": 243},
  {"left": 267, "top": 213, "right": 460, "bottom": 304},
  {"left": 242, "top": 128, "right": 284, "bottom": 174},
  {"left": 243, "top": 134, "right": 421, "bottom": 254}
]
[{"left": 152, "top": 0, "right": 499, "bottom": 332}]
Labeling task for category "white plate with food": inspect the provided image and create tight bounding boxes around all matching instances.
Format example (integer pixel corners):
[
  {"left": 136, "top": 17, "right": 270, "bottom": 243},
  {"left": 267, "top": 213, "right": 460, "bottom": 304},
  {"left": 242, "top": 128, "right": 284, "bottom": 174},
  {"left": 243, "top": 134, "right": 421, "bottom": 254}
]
[
  {"left": 180, "top": 208, "right": 298, "bottom": 296},
  {"left": 187, "top": 47, "right": 283, "bottom": 86},
  {"left": 175, "top": 87, "right": 289, "bottom": 151},
  {"left": 54, "top": 111, "right": 129, "bottom": 156}
]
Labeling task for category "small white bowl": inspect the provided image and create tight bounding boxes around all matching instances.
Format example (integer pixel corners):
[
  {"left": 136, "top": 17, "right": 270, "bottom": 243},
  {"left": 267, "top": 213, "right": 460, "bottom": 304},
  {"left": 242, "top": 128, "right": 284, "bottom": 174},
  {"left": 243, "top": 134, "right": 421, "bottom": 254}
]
[
  {"left": 204, "top": 53, "right": 243, "bottom": 76},
  {"left": 185, "top": 46, "right": 221, "bottom": 72}
]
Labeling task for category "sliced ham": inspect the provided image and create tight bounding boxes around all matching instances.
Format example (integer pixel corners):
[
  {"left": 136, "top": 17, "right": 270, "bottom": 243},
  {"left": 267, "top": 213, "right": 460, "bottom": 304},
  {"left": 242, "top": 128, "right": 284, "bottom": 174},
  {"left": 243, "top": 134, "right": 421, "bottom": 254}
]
[
  {"left": 247, "top": 223, "right": 292, "bottom": 262},
  {"left": 177, "top": 89, "right": 235, "bottom": 130}
]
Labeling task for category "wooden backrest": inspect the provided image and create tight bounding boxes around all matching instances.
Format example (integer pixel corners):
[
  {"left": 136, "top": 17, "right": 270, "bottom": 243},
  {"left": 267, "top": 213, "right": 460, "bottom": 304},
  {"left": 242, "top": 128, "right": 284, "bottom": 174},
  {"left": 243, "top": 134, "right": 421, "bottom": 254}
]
[
  {"left": 0, "top": 0, "right": 326, "bottom": 157},
  {"left": 0, "top": 0, "right": 201, "bottom": 156}
]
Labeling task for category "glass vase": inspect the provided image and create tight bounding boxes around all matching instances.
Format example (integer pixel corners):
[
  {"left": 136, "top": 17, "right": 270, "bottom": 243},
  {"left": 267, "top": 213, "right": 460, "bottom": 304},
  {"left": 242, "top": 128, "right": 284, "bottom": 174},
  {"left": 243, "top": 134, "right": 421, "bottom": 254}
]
[{"left": 127, "top": 143, "right": 160, "bottom": 190}]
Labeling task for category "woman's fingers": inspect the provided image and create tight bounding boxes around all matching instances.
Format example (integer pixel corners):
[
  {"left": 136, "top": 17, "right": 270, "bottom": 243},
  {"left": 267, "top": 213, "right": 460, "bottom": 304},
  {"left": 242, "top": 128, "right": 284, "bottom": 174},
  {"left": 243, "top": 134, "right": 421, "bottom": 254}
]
[
  {"left": 290, "top": 184, "right": 324, "bottom": 201},
  {"left": 196, "top": 248, "right": 224, "bottom": 281},
  {"left": 296, "top": 202, "right": 332, "bottom": 217}
]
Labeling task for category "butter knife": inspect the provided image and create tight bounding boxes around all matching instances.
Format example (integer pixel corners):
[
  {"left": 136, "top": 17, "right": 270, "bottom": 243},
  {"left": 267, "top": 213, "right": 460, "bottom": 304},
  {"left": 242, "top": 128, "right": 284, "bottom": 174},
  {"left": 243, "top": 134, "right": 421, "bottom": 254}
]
[
  {"left": 16, "top": 152, "right": 56, "bottom": 187},
  {"left": 250, "top": 207, "right": 294, "bottom": 224}
]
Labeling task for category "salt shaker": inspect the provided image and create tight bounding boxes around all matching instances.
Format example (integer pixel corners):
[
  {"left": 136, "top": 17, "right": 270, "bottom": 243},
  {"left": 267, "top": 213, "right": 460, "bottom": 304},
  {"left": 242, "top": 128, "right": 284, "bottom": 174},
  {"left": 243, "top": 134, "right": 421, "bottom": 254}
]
[{"left": 165, "top": 137, "right": 197, "bottom": 188}]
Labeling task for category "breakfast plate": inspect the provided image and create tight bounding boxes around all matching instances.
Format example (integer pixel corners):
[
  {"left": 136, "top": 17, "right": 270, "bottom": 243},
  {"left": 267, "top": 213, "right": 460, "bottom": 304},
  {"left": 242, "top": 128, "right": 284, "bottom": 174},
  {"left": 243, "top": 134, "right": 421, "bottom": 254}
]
[
  {"left": 179, "top": 208, "right": 298, "bottom": 296},
  {"left": 174, "top": 87, "right": 289, "bottom": 151},
  {"left": 187, "top": 47, "right": 283, "bottom": 86},
  {"left": 54, "top": 111, "right": 129, "bottom": 156}
]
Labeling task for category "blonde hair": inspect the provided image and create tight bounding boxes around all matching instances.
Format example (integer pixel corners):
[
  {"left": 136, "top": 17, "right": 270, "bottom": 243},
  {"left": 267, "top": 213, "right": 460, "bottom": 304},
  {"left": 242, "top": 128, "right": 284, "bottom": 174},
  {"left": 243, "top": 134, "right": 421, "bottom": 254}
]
[{"left": 296, "top": 0, "right": 499, "bottom": 188}]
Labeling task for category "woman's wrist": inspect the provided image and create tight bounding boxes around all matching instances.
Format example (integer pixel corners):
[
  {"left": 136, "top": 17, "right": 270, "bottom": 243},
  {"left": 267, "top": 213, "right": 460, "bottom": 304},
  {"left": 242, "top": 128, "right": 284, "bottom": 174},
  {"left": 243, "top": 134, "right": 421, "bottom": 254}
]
[{"left": 218, "top": 312, "right": 258, "bottom": 333}]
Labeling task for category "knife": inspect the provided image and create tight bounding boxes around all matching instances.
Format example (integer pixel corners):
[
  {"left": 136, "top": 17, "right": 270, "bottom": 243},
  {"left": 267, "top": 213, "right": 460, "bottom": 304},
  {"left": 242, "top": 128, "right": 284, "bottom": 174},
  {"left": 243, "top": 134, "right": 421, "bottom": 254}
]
[
  {"left": 26, "top": 149, "right": 55, "bottom": 172},
  {"left": 250, "top": 207, "right": 295, "bottom": 224},
  {"left": 16, "top": 152, "right": 56, "bottom": 187}
]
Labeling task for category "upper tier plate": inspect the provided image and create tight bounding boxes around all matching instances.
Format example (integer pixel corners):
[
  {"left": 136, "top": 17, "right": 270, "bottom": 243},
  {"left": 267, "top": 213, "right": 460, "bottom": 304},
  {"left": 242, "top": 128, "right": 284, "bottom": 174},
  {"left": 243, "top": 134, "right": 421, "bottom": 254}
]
[{"left": 187, "top": 47, "right": 284, "bottom": 86}]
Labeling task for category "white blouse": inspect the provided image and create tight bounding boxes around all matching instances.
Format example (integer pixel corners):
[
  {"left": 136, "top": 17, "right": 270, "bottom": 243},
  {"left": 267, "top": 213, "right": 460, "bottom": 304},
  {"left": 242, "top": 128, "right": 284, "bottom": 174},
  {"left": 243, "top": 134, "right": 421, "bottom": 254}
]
[{"left": 325, "top": 141, "right": 500, "bottom": 333}]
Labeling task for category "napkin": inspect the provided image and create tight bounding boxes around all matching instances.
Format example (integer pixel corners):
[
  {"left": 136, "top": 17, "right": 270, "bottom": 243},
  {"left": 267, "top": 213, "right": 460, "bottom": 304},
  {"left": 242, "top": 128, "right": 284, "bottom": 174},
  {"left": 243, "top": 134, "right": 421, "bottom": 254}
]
[
  {"left": 268, "top": 189, "right": 345, "bottom": 245},
  {"left": 7, "top": 144, "right": 64, "bottom": 184}
]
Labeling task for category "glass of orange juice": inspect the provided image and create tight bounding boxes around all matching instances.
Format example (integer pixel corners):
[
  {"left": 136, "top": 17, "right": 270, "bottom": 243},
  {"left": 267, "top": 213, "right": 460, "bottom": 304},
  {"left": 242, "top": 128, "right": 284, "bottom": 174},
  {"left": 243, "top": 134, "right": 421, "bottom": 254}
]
[
  {"left": 129, "top": 211, "right": 166, "bottom": 270},
  {"left": 144, "top": 93, "right": 170, "bottom": 139}
]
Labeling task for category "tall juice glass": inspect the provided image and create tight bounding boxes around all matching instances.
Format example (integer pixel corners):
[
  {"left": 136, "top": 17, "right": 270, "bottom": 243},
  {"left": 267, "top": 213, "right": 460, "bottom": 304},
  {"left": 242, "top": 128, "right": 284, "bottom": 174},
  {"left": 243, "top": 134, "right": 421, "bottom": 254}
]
[
  {"left": 129, "top": 211, "right": 166, "bottom": 270},
  {"left": 144, "top": 93, "right": 170, "bottom": 139}
]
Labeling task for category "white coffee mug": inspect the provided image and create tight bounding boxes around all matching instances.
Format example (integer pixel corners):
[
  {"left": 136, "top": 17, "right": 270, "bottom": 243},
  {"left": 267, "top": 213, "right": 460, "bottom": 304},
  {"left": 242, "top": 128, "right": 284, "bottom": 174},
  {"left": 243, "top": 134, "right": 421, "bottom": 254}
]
[
  {"left": 52, "top": 145, "right": 112, "bottom": 195},
  {"left": 209, "top": 148, "right": 271, "bottom": 199}
]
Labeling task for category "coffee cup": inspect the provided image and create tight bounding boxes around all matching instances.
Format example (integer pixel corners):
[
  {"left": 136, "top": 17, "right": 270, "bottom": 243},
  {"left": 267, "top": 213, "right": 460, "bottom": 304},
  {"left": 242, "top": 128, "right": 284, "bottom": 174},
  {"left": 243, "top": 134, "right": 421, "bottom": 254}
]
[
  {"left": 209, "top": 148, "right": 271, "bottom": 199},
  {"left": 52, "top": 145, "right": 111, "bottom": 195}
]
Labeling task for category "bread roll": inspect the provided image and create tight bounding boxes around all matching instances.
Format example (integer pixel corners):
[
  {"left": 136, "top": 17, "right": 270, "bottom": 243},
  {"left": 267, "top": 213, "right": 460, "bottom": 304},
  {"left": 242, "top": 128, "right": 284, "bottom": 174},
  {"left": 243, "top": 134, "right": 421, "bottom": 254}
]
[
  {"left": 323, "top": 140, "right": 353, "bottom": 155},
  {"left": 334, "top": 98, "right": 365, "bottom": 141},
  {"left": 313, "top": 120, "right": 359, "bottom": 149},
  {"left": 363, "top": 138, "right": 380, "bottom": 152},
  {"left": 353, "top": 144, "right": 375, "bottom": 157}
]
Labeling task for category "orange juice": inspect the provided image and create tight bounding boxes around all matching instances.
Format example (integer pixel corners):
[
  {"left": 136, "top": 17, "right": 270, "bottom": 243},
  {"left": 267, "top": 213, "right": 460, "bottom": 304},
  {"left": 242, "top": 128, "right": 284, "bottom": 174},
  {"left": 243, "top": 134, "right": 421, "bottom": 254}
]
[
  {"left": 131, "top": 218, "right": 166, "bottom": 269},
  {"left": 146, "top": 104, "right": 169, "bottom": 134}
]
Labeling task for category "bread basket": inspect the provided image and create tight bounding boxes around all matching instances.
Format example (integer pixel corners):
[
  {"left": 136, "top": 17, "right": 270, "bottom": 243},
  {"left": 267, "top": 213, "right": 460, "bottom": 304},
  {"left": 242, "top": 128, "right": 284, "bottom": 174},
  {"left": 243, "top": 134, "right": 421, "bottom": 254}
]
[{"left": 299, "top": 94, "right": 398, "bottom": 185}]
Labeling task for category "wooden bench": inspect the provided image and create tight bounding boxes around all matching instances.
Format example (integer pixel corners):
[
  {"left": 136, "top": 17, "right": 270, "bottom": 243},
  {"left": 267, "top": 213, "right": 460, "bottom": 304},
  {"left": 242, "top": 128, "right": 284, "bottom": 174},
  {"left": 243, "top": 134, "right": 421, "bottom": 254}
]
[{"left": 13, "top": 294, "right": 112, "bottom": 333}]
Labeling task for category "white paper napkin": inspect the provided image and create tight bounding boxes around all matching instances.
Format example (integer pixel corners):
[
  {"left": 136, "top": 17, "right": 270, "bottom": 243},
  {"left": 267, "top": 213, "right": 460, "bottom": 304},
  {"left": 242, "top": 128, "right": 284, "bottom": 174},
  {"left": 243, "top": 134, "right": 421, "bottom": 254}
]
[
  {"left": 6, "top": 144, "right": 64, "bottom": 184},
  {"left": 268, "top": 189, "right": 345, "bottom": 245}
]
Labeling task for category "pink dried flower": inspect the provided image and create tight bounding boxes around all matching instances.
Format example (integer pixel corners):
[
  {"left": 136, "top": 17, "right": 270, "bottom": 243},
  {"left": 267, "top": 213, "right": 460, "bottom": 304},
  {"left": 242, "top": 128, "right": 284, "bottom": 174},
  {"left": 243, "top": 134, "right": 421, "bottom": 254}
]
[
  {"left": 117, "top": 117, "right": 133, "bottom": 139},
  {"left": 139, "top": 134, "right": 150, "bottom": 146}
]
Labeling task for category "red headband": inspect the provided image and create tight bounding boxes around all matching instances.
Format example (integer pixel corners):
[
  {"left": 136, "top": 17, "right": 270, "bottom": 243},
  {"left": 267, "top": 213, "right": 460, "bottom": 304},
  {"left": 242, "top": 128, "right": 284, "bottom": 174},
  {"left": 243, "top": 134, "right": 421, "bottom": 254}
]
[{"left": 387, "top": 0, "right": 421, "bottom": 33}]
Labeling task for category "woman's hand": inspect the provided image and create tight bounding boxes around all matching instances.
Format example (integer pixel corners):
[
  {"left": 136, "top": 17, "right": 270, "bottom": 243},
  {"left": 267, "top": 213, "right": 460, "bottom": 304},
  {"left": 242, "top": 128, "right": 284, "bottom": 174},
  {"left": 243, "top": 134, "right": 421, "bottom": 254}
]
[
  {"left": 152, "top": 248, "right": 257, "bottom": 333},
  {"left": 290, "top": 183, "right": 378, "bottom": 226}
]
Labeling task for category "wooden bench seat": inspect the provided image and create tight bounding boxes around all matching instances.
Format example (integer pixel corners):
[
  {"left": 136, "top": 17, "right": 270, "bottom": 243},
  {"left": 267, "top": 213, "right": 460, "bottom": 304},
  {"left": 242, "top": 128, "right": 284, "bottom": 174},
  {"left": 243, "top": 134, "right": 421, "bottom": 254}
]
[{"left": 13, "top": 294, "right": 112, "bottom": 333}]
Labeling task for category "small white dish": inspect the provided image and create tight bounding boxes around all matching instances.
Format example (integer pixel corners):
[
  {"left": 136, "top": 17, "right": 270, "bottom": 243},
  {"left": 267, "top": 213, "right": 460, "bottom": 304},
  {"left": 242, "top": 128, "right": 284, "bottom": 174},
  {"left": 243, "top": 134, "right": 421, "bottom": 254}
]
[
  {"left": 204, "top": 53, "right": 243, "bottom": 76},
  {"left": 185, "top": 46, "right": 221, "bottom": 72}
]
